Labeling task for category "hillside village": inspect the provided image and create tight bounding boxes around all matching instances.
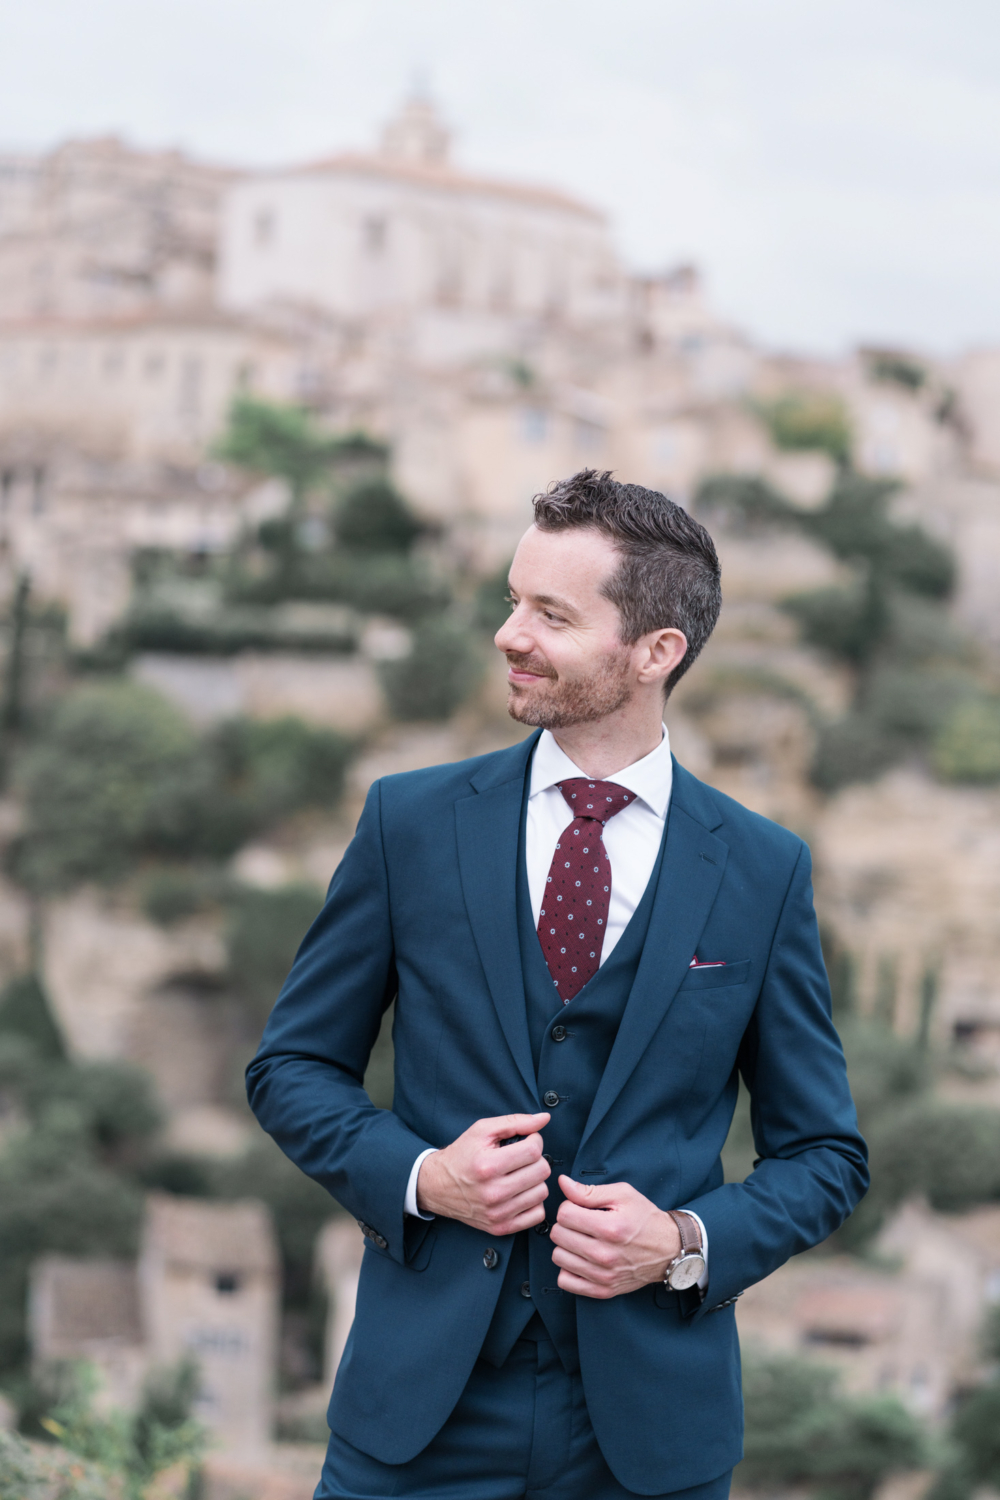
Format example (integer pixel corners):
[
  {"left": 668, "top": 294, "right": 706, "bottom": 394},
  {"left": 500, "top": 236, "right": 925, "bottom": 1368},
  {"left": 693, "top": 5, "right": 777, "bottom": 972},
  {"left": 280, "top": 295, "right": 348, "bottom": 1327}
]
[{"left": 2, "top": 94, "right": 1000, "bottom": 1499}]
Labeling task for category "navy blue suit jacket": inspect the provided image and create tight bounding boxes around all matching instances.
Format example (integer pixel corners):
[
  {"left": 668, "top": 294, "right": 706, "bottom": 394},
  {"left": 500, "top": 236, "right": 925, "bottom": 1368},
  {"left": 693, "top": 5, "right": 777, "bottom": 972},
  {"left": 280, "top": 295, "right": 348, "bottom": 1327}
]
[{"left": 246, "top": 733, "right": 868, "bottom": 1495}]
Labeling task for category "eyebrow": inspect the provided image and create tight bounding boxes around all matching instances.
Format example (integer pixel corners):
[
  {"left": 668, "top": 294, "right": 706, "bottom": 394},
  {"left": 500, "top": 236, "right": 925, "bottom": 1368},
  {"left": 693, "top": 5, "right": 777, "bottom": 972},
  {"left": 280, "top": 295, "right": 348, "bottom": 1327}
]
[{"left": 527, "top": 591, "right": 578, "bottom": 616}]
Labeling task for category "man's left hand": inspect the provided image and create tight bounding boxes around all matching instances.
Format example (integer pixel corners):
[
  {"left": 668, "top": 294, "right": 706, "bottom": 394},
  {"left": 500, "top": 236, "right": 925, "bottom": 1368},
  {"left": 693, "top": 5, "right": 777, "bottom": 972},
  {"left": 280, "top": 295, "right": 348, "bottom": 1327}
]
[{"left": 550, "top": 1175, "right": 681, "bottom": 1299}]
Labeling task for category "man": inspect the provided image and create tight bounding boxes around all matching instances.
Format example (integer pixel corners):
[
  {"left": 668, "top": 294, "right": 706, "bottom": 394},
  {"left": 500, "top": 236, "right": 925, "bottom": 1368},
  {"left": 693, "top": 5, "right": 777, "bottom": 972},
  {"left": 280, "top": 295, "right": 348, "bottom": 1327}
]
[{"left": 247, "top": 469, "right": 868, "bottom": 1500}]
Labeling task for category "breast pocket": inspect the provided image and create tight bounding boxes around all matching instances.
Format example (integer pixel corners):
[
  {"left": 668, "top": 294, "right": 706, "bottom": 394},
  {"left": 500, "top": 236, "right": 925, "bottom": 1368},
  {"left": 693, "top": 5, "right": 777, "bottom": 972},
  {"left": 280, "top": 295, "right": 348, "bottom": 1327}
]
[{"left": 678, "top": 959, "right": 751, "bottom": 992}]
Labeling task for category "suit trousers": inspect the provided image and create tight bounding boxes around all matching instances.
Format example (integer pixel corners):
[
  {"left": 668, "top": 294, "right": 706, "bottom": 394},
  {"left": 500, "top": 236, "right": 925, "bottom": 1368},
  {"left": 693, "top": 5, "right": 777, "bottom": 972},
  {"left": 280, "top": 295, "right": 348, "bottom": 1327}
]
[{"left": 316, "top": 1328, "right": 734, "bottom": 1500}]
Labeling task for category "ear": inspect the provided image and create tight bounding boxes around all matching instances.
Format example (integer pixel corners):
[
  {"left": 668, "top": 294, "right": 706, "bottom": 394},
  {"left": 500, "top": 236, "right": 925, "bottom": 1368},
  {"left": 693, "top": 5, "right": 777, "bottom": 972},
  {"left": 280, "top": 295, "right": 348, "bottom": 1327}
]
[{"left": 635, "top": 628, "right": 687, "bottom": 689}]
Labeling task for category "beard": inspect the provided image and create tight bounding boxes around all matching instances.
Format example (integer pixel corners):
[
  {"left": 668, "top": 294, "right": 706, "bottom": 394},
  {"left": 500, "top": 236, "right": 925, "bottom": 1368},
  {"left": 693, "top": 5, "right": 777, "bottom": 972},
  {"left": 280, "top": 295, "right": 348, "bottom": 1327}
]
[{"left": 505, "top": 648, "right": 634, "bottom": 729}]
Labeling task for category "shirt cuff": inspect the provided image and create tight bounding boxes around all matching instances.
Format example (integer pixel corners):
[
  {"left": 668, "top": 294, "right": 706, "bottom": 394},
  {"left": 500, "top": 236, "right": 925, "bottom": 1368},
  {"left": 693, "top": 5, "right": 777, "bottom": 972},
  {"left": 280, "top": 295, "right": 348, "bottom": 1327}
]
[
  {"left": 686, "top": 1209, "right": 709, "bottom": 1290},
  {"left": 404, "top": 1148, "right": 438, "bottom": 1219}
]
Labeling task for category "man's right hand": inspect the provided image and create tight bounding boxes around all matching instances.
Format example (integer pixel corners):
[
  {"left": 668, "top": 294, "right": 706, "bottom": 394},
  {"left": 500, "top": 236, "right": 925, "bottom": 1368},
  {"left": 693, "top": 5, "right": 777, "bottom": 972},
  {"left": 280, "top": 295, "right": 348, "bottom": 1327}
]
[{"left": 416, "top": 1112, "right": 551, "bottom": 1235}]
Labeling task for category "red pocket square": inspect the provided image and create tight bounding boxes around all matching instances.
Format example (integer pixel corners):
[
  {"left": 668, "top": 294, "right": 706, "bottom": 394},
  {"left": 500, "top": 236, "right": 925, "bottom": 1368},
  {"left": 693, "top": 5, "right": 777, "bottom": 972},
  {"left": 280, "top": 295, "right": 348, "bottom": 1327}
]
[{"left": 689, "top": 957, "right": 726, "bottom": 968}]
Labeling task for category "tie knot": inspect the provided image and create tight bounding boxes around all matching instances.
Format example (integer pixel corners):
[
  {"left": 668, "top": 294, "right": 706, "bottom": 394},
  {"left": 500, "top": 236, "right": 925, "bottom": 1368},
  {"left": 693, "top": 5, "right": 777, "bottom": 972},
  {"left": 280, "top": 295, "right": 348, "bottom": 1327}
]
[{"left": 557, "top": 778, "right": 634, "bottom": 824}]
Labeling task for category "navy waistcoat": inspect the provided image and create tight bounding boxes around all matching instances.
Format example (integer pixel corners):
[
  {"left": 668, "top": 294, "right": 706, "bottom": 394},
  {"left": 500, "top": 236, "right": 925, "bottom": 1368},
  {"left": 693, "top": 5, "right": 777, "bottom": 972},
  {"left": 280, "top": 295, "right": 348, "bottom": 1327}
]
[{"left": 479, "top": 782, "right": 668, "bottom": 1372}]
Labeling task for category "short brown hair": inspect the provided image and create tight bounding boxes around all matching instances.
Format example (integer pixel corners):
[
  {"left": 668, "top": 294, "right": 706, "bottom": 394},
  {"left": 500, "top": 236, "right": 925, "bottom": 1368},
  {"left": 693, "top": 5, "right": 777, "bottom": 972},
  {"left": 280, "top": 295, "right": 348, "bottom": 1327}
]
[{"left": 532, "top": 469, "right": 721, "bottom": 694}]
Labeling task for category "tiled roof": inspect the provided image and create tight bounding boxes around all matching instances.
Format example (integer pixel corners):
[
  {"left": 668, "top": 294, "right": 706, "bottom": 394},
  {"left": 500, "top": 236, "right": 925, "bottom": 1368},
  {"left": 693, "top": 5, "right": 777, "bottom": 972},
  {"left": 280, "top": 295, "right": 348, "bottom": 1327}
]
[
  {"left": 259, "top": 151, "right": 606, "bottom": 222},
  {"left": 33, "top": 1256, "right": 142, "bottom": 1345},
  {"left": 142, "top": 1193, "right": 279, "bottom": 1275}
]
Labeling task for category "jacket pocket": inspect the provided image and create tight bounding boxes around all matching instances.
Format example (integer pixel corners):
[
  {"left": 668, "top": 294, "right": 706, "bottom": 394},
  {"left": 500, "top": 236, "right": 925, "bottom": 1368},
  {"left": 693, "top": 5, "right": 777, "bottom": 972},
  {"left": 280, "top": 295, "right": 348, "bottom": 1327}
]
[{"left": 678, "top": 959, "right": 751, "bottom": 992}]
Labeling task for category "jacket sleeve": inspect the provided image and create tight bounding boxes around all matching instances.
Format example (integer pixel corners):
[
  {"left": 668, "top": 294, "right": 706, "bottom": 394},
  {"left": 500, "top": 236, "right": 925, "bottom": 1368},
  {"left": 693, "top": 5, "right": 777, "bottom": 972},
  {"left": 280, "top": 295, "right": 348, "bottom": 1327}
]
[
  {"left": 245, "top": 780, "right": 435, "bottom": 1267},
  {"left": 680, "top": 841, "right": 869, "bottom": 1319}
]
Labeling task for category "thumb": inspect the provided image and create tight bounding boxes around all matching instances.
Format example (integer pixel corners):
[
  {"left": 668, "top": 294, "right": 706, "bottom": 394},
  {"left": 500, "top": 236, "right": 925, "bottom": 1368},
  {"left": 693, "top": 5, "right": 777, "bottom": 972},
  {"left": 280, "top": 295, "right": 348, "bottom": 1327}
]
[
  {"left": 483, "top": 1111, "right": 550, "bottom": 1143},
  {"left": 558, "top": 1174, "right": 621, "bottom": 1208}
]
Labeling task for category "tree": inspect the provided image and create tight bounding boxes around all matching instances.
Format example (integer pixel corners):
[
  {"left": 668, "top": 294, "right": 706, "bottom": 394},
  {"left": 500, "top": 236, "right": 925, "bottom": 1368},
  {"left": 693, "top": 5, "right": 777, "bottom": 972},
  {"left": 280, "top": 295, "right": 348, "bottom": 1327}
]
[
  {"left": 694, "top": 469, "right": 965, "bottom": 791},
  {"left": 214, "top": 396, "right": 342, "bottom": 511},
  {"left": 378, "top": 617, "right": 483, "bottom": 721},
  {"left": 739, "top": 1350, "right": 928, "bottom": 1500},
  {"left": 756, "top": 391, "right": 853, "bottom": 467},
  {"left": 225, "top": 884, "right": 324, "bottom": 1029},
  {"left": 332, "top": 477, "right": 424, "bottom": 554},
  {"left": 31, "top": 1359, "right": 205, "bottom": 1500},
  {"left": 11, "top": 681, "right": 198, "bottom": 891}
]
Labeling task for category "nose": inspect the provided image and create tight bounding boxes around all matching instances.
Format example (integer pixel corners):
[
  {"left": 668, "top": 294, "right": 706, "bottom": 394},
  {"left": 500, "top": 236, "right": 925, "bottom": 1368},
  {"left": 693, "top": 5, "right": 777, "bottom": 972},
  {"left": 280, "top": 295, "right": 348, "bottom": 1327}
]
[{"left": 495, "top": 604, "right": 533, "bottom": 656}]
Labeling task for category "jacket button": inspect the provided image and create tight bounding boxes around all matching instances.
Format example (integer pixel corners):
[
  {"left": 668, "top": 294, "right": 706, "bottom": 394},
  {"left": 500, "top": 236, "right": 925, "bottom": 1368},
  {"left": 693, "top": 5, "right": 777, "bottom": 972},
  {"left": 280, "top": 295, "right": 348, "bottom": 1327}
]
[
  {"left": 520, "top": 1281, "right": 532, "bottom": 1299},
  {"left": 483, "top": 1247, "right": 499, "bottom": 1270},
  {"left": 551, "top": 1024, "right": 567, "bottom": 1042},
  {"left": 534, "top": 1221, "right": 550, "bottom": 1236},
  {"left": 374, "top": 1234, "right": 387, "bottom": 1250},
  {"left": 543, "top": 1091, "right": 560, "bottom": 1108}
]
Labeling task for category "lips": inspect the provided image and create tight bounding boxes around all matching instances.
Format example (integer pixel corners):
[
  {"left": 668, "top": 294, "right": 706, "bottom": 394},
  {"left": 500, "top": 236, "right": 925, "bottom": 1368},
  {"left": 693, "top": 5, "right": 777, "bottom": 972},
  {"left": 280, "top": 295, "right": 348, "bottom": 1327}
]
[{"left": 506, "top": 655, "right": 555, "bottom": 683}]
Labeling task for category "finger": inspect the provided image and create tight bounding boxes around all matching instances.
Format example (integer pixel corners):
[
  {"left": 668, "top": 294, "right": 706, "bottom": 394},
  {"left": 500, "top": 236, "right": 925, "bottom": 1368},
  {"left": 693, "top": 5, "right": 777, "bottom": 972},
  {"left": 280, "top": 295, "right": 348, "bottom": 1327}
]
[
  {"left": 556, "top": 1268, "right": 614, "bottom": 1299},
  {"left": 481, "top": 1112, "right": 550, "bottom": 1144},
  {"left": 482, "top": 1166, "right": 550, "bottom": 1213},
  {"left": 558, "top": 1174, "right": 624, "bottom": 1208},
  {"left": 549, "top": 1222, "right": 613, "bottom": 1264},
  {"left": 488, "top": 1158, "right": 551, "bottom": 1199},
  {"left": 555, "top": 1199, "right": 620, "bottom": 1240},
  {"left": 498, "top": 1200, "right": 549, "bottom": 1234},
  {"left": 476, "top": 1138, "right": 550, "bottom": 1185},
  {"left": 550, "top": 1242, "right": 612, "bottom": 1281},
  {"left": 489, "top": 1181, "right": 549, "bottom": 1226}
]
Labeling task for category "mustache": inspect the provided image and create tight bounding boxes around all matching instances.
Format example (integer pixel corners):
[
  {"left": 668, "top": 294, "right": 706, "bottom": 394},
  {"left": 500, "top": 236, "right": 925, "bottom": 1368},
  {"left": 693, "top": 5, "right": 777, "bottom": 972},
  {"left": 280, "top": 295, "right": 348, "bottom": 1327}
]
[{"left": 505, "top": 652, "right": 557, "bottom": 680}]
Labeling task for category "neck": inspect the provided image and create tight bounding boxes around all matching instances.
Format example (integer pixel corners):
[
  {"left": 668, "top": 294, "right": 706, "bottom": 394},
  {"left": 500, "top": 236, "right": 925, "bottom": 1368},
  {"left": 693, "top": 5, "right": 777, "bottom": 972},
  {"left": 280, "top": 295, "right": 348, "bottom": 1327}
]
[{"left": 549, "top": 699, "right": 665, "bottom": 780}]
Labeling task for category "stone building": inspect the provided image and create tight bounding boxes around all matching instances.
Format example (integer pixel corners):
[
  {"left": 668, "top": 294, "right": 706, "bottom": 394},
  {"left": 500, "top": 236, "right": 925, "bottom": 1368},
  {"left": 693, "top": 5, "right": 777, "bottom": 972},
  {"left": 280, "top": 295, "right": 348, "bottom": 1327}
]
[
  {"left": 219, "top": 93, "right": 625, "bottom": 344},
  {"left": 30, "top": 1193, "right": 280, "bottom": 1452},
  {"left": 736, "top": 1200, "right": 1000, "bottom": 1418},
  {"left": 0, "top": 136, "right": 232, "bottom": 321}
]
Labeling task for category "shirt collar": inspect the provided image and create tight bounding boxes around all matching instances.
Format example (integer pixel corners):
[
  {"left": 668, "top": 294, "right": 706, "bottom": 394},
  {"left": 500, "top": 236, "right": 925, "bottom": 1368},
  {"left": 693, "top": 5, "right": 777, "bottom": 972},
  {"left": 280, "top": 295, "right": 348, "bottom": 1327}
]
[{"left": 529, "top": 725, "right": 673, "bottom": 819}]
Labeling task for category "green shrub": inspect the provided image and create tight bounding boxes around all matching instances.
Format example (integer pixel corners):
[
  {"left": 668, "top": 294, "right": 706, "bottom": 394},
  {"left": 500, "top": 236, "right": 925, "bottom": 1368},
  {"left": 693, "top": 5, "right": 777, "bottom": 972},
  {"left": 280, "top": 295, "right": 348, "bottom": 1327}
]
[
  {"left": 332, "top": 478, "right": 423, "bottom": 554},
  {"left": 868, "top": 352, "right": 926, "bottom": 390},
  {"left": 378, "top": 617, "right": 483, "bottom": 721},
  {"left": 757, "top": 391, "right": 853, "bottom": 465},
  {"left": 863, "top": 666, "right": 958, "bottom": 740},
  {"left": 0, "top": 975, "right": 64, "bottom": 1059},
  {"left": 694, "top": 473, "right": 798, "bottom": 531},
  {"left": 474, "top": 560, "right": 515, "bottom": 636},
  {"left": 782, "top": 584, "right": 885, "bottom": 665},
  {"left": 865, "top": 1099, "right": 1000, "bottom": 1221},
  {"left": 226, "top": 884, "right": 324, "bottom": 1028},
  {"left": 933, "top": 697, "right": 1000, "bottom": 784},
  {"left": 12, "top": 682, "right": 197, "bottom": 891},
  {"left": 214, "top": 716, "right": 353, "bottom": 822},
  {"left": 739, "top": 1349, "right": 927, "bottom": 1500},
  {"left": 811, "top": 714, "right": 902, "bottom": 792}
]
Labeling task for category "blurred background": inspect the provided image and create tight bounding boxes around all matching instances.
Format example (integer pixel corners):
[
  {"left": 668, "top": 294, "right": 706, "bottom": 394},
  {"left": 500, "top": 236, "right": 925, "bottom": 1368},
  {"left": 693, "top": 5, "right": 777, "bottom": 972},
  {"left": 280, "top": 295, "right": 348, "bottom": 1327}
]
[{"left": 2, "top": 2, "right": 1000, "bottom": 1496}]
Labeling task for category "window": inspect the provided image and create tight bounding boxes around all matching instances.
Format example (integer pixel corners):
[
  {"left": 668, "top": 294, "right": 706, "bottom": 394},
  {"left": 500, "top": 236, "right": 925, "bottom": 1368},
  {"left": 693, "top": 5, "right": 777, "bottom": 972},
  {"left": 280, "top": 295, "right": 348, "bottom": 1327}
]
[
  {"left": 363, "top": 216, "right": 387, "bottom": 255},
  {"left": 178, "top": 356, "right": 202, "bottom": 418},
  {"left": 253, "top": 208, "right": 275, "bottom": 247},
  {"left": 520, "top": 408, "right": 548, "bottom": 445}
]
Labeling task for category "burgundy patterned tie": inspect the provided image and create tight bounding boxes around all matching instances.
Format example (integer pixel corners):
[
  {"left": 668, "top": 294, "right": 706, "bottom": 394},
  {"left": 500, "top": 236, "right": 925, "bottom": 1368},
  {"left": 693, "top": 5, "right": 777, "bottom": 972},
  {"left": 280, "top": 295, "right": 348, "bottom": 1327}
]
[{"left": 537, "top": 778, "right": 635, "bottom": 1004}]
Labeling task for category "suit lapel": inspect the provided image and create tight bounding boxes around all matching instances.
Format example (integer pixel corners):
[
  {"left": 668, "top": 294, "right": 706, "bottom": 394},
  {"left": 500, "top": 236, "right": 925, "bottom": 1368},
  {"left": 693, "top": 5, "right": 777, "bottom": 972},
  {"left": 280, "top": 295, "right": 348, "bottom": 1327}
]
[
  {"left": 578, "top": 764, "right": 728, "bottom": 1153},
  {"left": 455, "top": 734, "right": 540, "bottom": 1105}
]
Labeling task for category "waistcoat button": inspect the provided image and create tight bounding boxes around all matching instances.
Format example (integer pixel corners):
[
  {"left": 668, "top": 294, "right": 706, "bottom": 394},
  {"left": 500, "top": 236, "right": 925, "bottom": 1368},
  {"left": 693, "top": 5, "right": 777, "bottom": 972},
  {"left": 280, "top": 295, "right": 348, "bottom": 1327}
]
[
  {"left": 543, "top": 1090, "right": 560, "bottom": 1107},
  {"left": 520, "top": 1281, "right": 532, "bottom": 1299},
  {"left": 551, "top": 1024, "right": 567, "bottom": 1041},
  {"left": 483, "top": 1247, "right": 499, "bottom": 1270}
]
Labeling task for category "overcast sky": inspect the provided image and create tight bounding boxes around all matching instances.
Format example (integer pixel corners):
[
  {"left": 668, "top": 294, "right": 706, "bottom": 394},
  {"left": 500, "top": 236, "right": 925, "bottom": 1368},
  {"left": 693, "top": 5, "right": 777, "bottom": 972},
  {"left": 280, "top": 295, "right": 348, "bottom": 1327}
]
[{"left": 2, "top": 0, "right": 999, "bottom": 355}]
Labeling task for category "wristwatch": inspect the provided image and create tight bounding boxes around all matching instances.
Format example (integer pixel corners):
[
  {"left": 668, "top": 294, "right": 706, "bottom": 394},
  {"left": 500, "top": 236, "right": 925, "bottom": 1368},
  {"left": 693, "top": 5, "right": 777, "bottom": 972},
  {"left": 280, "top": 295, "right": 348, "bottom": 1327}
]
[{"left": 664, "top": 1210, "right": 706, "bottom": 1292}]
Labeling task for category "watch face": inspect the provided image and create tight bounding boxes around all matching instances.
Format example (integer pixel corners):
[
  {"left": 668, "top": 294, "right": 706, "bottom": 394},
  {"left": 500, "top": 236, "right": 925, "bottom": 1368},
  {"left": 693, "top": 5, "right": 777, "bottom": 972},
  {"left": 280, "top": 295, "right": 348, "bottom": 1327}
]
[{"left": 668, "top": 1254, "right": 706, "bottom": 1292}]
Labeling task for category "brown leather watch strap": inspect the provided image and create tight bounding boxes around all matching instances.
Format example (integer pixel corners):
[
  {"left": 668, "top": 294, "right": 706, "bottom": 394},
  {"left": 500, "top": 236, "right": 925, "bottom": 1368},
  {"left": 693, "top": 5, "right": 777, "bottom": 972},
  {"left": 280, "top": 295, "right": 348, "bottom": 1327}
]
[{"left": 667, "top": 1210, "right": 701, "bottom": 1257}]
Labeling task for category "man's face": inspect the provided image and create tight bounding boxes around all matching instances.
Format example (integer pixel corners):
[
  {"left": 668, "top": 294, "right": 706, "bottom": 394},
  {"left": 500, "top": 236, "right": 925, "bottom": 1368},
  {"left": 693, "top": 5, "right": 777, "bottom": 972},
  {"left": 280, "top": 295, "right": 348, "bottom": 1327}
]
[{"left": 494, "top": 525, "right": 635, "bottom": 729}]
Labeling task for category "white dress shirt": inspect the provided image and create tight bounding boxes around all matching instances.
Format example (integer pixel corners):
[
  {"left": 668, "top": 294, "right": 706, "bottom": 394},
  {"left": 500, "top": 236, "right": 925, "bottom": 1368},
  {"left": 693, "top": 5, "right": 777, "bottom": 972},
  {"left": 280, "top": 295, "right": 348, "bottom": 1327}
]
[{"left": 404, "top": 726, "right": 708, "bottom": 1286}]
